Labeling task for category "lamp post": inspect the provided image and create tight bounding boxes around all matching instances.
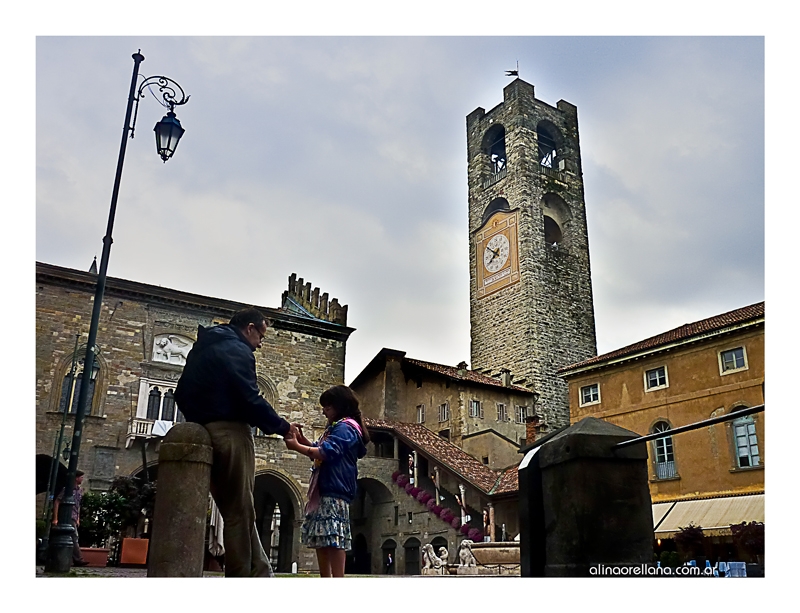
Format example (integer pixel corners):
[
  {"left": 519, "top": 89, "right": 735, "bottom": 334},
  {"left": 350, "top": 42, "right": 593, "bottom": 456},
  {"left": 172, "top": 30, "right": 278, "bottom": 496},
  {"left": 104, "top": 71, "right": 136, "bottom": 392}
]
[{"left": 45, "top": 50, "right": 189, "bottom": 573}]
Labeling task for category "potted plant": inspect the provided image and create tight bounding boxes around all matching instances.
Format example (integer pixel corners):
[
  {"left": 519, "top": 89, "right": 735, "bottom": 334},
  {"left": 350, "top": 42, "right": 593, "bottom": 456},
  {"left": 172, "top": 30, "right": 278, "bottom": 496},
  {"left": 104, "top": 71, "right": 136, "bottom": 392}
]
[
  {"left": 78, "top": 490, "right": 115, "bottom": 567},
  {"left": 110, "top": 476, "right": 156, "bottom": 566}
]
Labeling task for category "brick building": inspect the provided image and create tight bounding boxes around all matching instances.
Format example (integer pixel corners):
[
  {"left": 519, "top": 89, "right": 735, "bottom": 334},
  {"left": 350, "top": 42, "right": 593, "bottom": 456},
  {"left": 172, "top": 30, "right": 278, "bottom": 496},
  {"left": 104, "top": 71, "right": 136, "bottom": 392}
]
[{"left": 35, "top": 262, "right": 352, "bottom": 572}]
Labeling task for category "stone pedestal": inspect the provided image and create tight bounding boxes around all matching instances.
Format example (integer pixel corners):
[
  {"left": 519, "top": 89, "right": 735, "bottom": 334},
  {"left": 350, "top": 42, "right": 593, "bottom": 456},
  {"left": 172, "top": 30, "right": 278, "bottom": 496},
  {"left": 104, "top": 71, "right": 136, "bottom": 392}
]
[
  {"left": 456, "top": 566, "right": 480, "bottom": 575},
  {"left": 520, "top": 417, "right": 653, "bottom": 576},
  {"left": 421, "top": 567, "right": 445, "bottom": 575},
  {"left": 147, "top": 423, "right": 213, "bottom": 577}
]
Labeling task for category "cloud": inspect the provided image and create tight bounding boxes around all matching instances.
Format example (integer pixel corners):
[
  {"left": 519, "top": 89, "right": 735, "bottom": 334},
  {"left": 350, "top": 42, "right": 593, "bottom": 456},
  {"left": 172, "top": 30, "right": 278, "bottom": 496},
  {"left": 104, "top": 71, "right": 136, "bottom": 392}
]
[{"left": 35, "top": 36, "right": 764, "bottom": 377}]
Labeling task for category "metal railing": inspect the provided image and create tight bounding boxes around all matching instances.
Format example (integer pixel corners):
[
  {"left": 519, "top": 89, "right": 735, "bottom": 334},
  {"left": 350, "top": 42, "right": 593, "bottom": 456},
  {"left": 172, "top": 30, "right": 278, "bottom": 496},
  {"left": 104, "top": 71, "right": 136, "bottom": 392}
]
[
  {"left": 654, "top": 460, "right": 678, "bottom": 480},
  {"left": 539, "top": 164, "right": 566, "bottom": 182},
  {"left": 614, "top": 404, "right": 764, "bottom": 450},
  {"left": 483, "top": 167, "right": 507, "bottom": 188}
]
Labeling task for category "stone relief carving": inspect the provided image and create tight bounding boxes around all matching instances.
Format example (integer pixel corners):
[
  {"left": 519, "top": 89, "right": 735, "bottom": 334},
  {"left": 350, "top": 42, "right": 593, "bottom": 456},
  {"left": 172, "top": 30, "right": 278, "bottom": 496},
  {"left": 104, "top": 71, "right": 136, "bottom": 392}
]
[
  {"left": 458, "top": 540, "right": 477, "bottom": 567},
  {"left": 152, "top": 334, "right": 194, "bottom": 365}
]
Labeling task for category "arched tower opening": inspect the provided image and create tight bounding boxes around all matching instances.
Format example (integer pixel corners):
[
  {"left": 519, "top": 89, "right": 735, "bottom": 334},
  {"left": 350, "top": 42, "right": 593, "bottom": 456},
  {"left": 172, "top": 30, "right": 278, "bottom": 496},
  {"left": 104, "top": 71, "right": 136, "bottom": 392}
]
[
  {"left": 542, "top": 193, "right": 572, "bottom": 248},
  {"left": 537, "top": 120, "right": 564, "bottom": 169},
  {"left": 481, "top": 124, "right": 507, "bottom": 187}
]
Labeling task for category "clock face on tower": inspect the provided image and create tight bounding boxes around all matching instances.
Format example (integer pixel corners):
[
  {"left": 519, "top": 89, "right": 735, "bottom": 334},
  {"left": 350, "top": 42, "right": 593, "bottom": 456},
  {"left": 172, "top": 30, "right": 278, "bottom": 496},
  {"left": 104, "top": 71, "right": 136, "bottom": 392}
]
[
  {"left": 483, "top": 234, "right": 510, "bottom": 272},
  {"left": 475, "top": 209, "right": 520, "bottom": 298}
]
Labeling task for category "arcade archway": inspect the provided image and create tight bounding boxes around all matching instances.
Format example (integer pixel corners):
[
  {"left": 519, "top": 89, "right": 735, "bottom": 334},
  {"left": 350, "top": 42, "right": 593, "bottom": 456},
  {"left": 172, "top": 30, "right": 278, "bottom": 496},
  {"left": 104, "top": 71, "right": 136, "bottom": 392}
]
[{"left": 254, "top": 470, "right": 303, "bottom": 573}]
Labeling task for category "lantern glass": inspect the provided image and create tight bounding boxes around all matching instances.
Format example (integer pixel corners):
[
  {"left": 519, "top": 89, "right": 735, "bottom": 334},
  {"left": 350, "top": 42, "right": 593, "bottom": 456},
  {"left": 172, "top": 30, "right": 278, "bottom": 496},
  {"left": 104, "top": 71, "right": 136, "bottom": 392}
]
[{"left": 154, "top": 111, "right": 185, "bottom": 162}]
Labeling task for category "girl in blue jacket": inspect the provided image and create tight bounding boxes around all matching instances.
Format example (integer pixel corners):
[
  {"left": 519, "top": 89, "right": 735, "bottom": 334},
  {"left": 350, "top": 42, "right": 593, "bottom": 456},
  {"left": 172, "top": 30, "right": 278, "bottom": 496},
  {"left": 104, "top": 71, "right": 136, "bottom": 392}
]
[{"left": 285, "top": 385, "right": 368, "bottom": 577}]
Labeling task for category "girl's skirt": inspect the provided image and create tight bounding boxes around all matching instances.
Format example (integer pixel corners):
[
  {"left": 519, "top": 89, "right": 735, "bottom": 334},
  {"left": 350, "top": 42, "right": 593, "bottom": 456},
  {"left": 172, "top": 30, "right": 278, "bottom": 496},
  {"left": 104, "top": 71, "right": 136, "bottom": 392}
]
[{"left": 301, "top": 496, "right": 352, "bottom": 550}]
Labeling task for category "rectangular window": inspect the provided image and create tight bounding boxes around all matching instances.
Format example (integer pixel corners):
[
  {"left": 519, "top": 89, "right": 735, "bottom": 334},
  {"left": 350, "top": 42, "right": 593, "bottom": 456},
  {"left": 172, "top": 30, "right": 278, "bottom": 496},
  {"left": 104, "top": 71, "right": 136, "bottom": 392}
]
[
  {"left": 720, "top": 347, "right": 747, "bottom": 374},
  {"left": 645, "top": 366, "right": 668, "bottom": 390},
  {"left": 734, "top": 420, "right": 760, "bottom": 468},
  {"left": 580, "top": 383, "right": 600, "bottom": 406},
  {"left": 469, "top": 400, "right": 482, "bottom": 418},
  {"left": 416, "top": 404, "right": 425, "bottom": 423},
  {"left": 438, "top": 403, "right": 449, "bottom": 422},
  {"left": 515, "top": 405, "right": 527, "bottom": 424},
  {"left": 496, "top": 403, "right": 507, "bottom": 422}
]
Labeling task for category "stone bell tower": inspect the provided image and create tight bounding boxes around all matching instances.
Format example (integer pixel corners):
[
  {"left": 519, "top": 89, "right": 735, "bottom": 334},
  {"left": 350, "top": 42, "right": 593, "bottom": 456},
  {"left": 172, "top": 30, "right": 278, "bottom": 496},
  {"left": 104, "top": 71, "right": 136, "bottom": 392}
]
[{"left": 466, "top": 78, "right": 597, "bottom": 429}]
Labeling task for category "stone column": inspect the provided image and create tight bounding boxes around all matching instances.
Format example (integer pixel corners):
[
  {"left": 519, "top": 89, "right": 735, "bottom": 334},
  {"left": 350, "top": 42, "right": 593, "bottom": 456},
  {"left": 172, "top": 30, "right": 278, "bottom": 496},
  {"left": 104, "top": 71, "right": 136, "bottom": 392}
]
[
  {"left": 488, "top": 502, "right": 495, "bottom": 542},
  {"left": 148, "top": 423, "right": 213, "bottom": 577}
]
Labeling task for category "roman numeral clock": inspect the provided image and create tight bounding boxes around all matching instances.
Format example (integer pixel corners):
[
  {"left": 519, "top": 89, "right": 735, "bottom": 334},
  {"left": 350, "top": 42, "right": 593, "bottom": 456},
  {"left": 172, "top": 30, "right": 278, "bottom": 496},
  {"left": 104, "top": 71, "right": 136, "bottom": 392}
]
[{"left": 475, "top": 209, "right": 520, "bottom": 298}]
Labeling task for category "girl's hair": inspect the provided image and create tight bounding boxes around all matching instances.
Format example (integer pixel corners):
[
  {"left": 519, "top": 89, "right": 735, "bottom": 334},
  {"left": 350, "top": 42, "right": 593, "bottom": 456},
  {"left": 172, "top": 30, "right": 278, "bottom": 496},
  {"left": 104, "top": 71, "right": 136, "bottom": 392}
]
[{"left": 320, "top": 385, "right": 370, "bottom": 443}]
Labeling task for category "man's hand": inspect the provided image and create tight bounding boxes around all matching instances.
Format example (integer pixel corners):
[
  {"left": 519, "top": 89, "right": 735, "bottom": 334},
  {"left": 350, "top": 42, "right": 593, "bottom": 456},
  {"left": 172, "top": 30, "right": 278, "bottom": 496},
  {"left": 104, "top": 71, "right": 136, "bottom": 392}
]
[{"left": 284, "top": 423, "right": 299, "bottom": 441}]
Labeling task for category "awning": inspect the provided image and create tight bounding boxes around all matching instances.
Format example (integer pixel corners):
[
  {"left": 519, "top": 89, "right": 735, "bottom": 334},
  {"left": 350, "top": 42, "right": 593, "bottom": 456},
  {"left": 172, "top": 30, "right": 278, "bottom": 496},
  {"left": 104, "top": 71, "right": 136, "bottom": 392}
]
[
  {"left": 652, "top": 501, "right": 675, "bottom": 530},
  {"left": 654, "top": 494, "right": 764, "bottom": 537}
]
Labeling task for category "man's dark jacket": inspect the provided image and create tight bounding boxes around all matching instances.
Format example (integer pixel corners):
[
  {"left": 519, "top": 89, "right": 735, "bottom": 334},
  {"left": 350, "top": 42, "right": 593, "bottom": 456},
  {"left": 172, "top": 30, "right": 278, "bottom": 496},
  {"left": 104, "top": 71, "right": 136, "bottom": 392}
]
[{"left": 174, "top": 324, "right": 290, "bottom": 436}]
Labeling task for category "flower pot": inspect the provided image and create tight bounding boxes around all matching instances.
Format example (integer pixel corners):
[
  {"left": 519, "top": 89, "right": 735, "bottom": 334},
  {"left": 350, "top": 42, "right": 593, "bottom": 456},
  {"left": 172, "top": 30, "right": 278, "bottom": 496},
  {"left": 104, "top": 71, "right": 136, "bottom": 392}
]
[
  {"left": 120, "top": 538, "right": 149, "bottom": 566},
  {"left": 80, "top": 547, "right": 110, "bottom": 567}
]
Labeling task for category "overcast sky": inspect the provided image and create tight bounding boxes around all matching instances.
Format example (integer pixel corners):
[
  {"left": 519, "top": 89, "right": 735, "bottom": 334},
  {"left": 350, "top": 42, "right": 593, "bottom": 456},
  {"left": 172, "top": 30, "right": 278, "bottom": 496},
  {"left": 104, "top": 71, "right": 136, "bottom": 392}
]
[{"left": 34, "top": 36, "right": 764, "bottom": 382}]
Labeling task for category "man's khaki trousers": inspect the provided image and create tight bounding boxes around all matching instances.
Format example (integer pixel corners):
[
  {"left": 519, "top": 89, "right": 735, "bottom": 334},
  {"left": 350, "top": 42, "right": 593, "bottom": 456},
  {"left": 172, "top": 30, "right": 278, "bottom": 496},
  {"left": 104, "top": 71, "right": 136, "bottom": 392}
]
[{"left": 205, "top": 421, "right": 273, "bottom": 577}]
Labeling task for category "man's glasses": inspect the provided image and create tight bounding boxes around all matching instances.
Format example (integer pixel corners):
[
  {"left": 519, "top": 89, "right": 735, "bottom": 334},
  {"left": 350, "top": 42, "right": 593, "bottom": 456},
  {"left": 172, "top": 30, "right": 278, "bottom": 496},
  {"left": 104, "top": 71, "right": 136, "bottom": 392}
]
[{"left": 251, "top": 324, "right": 266, "bottom": 342}]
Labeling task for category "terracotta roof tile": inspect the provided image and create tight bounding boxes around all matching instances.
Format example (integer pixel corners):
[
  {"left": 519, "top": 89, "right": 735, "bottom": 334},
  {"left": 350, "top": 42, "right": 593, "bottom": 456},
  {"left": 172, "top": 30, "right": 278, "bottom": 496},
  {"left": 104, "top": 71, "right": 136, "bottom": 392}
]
[
  {"left": 559, "top": 302, "right": 764, "bottom": 373},
  {"left": 403, "top": 357, "right": 534, "bottom": 394},
  {"left": 365, "top": 417, "right": 517, "bottom": 494},
  {"left": 491, "top": 465, "right": 519, "bottom": 495}
]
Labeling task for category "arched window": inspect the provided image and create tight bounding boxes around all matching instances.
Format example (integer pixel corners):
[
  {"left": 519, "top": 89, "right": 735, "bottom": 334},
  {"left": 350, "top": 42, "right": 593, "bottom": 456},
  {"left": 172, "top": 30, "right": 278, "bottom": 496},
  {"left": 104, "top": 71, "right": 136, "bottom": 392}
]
[
  {"left": 651, "top": 421, "right": 677, "bottom": 479},
  {"left": 146, "top": 387, "right": 162, "bottom": 420},
  {"left": 161, "top": 389, "right": 176, "bottom": 421},
  {"left": 732, "top": 416, "right": 760, "bottom": 468},
  {"left": 58, "top": 359, "right": 99, "bottom": 415}
]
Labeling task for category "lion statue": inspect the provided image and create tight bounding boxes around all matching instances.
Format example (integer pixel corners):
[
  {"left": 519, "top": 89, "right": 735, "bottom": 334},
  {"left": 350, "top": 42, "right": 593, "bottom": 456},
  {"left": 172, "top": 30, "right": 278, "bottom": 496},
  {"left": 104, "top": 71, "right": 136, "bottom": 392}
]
[
  {"left": 458, "top": 539, "right": 477, "bottom": 567},
  {"left": 422, "top": 543, "right": 446, "bottom": 569}
]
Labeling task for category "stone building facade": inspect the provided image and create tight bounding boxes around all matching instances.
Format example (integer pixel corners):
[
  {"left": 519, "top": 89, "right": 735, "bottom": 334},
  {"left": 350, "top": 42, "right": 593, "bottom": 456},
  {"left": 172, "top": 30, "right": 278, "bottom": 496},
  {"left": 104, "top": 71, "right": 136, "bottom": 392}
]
[
  {"left": 466, "top": 78, "right": 597, "bottom": 430},
  {"left": 352, "top": 348, "right": 538, "bottom": 470},
  {"left": 35, "top": 262, "right": 352, "bottom": 572}
]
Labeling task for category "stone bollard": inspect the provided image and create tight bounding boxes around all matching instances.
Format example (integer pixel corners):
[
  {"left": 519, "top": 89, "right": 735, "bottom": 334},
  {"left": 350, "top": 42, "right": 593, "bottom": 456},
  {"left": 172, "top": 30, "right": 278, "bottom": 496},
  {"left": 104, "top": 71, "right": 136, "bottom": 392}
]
[
  {"left": 519, "top": 417, "right": 653, "bottom": 576},
  {"left": 148, "top": 423, "right": 213, "bottom": 577}
]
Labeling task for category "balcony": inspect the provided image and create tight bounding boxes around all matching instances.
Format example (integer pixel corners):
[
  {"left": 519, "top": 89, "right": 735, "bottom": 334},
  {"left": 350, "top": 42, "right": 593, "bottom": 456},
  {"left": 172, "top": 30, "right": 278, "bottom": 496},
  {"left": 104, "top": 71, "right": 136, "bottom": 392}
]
[
  {"left": 125, "top": 417, "right": 177, "bottom": 448},
  {"left": 654, "top": 460, "right": 678, "bottom": 480}
]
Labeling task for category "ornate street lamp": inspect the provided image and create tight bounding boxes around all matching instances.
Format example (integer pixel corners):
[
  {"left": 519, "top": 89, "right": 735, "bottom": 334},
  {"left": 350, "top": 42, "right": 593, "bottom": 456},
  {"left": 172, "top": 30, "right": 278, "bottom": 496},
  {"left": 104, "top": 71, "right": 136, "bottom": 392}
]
[{"left": 45, "top": 50, "right": 189, "bottom": 573}]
